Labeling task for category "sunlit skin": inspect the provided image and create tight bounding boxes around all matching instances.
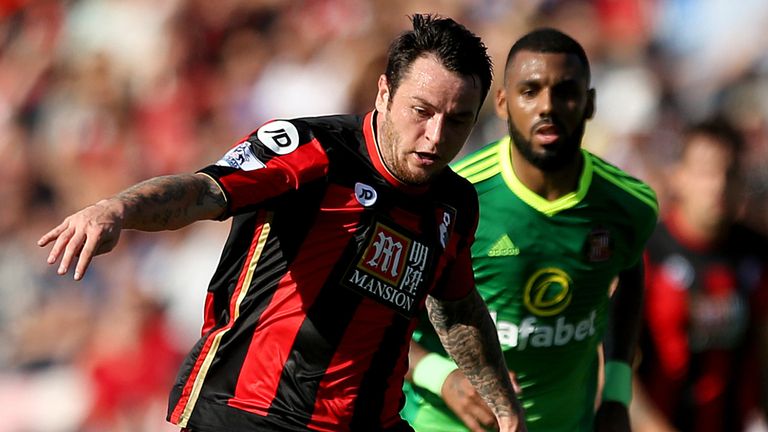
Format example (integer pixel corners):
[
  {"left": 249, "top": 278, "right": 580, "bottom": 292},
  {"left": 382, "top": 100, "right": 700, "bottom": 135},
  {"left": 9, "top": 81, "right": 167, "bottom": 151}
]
[
  {"left": 671, "top": 134, "right": 741, "bottom": 242},
  {"left": 495, "top": 51, "right": 595, "bottom": 200},
  {"left": 375, "top": 54, "right": 483, "bottom": 185}
]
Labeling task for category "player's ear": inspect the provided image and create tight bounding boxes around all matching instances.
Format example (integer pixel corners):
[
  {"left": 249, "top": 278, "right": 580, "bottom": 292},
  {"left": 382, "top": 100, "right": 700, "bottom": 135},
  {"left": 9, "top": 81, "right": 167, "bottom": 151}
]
[
  {"left": 585, "top": 88, "right": 596, "bottom": 120},
  {"left": 494, "top": 87, "right": 508, "bottom": 120},
  {"left": 375, "top": 74, "right": 391, "bottom": 112}
]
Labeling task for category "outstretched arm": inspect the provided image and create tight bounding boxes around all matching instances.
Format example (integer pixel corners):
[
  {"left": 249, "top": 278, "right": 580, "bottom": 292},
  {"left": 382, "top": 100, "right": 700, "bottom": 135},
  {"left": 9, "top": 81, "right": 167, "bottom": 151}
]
[
  {"left": 595, "top": 262, "right": 644, "bottom": 432},
  {"left": 38, "top": 173, "right": 226, "bottom": 280},
  {"left": 426, "top": 290, "right": 526, "bottom": 432}
]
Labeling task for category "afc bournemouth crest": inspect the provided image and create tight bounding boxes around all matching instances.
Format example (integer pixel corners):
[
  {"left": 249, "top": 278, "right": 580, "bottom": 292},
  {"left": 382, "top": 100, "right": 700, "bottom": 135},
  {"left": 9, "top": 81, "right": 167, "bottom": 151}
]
[{"left": 586, "top": 227, "right": 612, "bottom": 262}]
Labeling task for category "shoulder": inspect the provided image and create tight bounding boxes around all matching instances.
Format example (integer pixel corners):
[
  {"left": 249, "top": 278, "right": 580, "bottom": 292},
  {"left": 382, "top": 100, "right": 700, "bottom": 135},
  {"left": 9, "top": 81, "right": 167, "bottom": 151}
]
[
  {"left": 215, "top": 115, "right": 361, "bottom": 170},
  {"left": 431, "top": 168, "right": 480, "bottom": 232},
  {"left": 438, "top": 167, "right": 478, "bottom": 197},
  {"left": 436, "top": 168, "right": 479, "bottom": 207},
  {"left": 292, "top": 113, "right": 362, "bottom": 133},
  {"left": 586, "top": 150, "right": 658, "bottom": 222},
  {"left": 450, "top": 139, "right": 505, "bottom": 185},
  {"left": 253, "top": 114, "right": 362, "bottom": 147}
]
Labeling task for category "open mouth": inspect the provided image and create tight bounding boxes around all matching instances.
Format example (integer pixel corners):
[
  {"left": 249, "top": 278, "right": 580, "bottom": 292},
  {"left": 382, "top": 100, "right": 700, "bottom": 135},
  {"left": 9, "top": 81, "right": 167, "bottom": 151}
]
[
  {"left": 534, "top": 124, "right": 561, "bottom": 145},
  {"left": 414, "top": 152, "right": 439, "bottom": 165}
]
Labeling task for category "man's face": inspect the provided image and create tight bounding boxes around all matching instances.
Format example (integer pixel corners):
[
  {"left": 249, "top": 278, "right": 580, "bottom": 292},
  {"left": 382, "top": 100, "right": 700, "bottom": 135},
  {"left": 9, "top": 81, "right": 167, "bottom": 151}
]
[
  {"left": 673, "top": 134, "right": 741, "bottom": 230},
  {"left": 375, "top": 55, "right": 482, "bottom": 185},
  {"left": 496, "top": 50, "right": 594, "bottom": 172}
]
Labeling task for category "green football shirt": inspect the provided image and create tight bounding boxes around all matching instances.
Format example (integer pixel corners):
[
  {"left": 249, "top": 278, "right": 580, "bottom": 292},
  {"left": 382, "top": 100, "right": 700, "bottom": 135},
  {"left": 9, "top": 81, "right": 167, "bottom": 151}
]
[{"left": 403, "top": 137, "right": 658, "bottom": 432}]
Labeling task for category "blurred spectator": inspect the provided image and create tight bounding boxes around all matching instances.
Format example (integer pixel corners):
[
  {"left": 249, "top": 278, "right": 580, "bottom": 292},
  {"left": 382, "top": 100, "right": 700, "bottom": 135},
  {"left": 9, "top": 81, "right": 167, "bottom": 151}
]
[
  {"left": 79, "top": 287, "right": 183, "bottom": 432},
  {"left": 652, "top": 0, "right": 768, "bottom": 118},
  {"left": 633, "top": 117, "right": 768, "bottom": 432},
  {"left": 0, "top": 0, "right": 767, "bottom": 430},
  {"left": 248, "top": 1, "right": 371, "bottom": 120},
  {"left": 135, "top": 224, "right": 229, "bottom": 349}
]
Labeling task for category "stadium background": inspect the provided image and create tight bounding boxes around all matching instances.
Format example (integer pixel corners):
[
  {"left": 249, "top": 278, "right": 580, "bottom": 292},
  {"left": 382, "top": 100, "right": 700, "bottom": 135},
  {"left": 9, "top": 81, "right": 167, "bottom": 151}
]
[{"left": 1, "top": 0, "right": 767, "bottom": 430}]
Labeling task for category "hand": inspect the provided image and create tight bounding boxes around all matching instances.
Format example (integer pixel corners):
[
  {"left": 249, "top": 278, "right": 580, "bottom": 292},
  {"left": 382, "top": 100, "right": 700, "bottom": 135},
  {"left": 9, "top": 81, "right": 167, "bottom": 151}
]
[
  {"left": 37, "top": 199, "right": 125, "bottom": 280},
  {"left": 594, "top": 401, "right": 630, "bottom": 432},
  {"left": 442, "top": 369, "right": 522, "bottom": 432},
  {"left": 494, "top": 370, "right": 526, "bottom": 432},
  {"left": 497, "top": 414, "right": 528, "bottom": 432},
  {"left": 443, "top": 368, "right": 497, "bottom": 431}
]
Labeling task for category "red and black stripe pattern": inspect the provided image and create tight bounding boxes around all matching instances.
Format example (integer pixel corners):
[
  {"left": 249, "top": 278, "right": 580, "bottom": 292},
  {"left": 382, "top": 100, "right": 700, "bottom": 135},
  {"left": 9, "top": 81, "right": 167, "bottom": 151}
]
[
  {"left": 638, "top": 213, "right": 768, "bottom": 432},
  {"left": 167, "top": 112, "right": 478, "bottom": 431}
]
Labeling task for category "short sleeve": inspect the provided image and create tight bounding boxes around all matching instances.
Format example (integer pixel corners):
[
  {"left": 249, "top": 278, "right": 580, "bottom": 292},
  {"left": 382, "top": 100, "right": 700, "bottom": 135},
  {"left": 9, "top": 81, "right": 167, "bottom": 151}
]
[{"left": 199, "top": 119, "right": 329, "bottom": 216}]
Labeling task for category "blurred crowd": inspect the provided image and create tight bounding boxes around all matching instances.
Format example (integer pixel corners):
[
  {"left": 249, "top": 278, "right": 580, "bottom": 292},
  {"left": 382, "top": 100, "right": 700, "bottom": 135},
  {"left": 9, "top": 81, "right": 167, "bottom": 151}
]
[{"left": 1, "top": 0, "right": 768, "bottom": 431}]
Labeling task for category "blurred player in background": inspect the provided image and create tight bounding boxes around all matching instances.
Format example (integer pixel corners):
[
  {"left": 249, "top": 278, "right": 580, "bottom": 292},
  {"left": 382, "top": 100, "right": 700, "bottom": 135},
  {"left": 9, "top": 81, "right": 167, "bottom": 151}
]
[
  {"left": 633, "top": 117, "right": 768, "bottom": 432},
  {"left": 38, "top": 14, "right": 526, "bottom": 432},
  {"left": 403, "top": 28, "right": 658, "bottom": 432}
]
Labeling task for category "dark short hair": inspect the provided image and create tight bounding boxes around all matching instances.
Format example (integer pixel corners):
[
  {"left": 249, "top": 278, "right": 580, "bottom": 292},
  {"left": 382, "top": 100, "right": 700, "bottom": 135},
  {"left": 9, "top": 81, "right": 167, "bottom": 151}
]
[
  {"left": 505, "top": 28, "right": 590, "bottom": 84},
  {"left": 384, "top": 14, "right": 493, "bottom": 111},
  {"left": 683, "top": 116, "right": 744, "bottom": 156}
]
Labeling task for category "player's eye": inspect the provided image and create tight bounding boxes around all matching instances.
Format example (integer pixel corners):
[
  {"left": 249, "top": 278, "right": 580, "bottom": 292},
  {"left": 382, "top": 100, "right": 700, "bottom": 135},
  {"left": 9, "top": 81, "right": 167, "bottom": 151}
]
[{"left": 413, "top": 107, "right": 430, "bottom": 117}]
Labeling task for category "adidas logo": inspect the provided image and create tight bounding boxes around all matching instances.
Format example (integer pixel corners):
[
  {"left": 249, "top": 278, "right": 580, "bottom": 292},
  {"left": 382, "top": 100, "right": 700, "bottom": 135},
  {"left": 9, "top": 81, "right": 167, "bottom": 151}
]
[{"left": 488, "top": 234, "right": 520, "bottom": 257}]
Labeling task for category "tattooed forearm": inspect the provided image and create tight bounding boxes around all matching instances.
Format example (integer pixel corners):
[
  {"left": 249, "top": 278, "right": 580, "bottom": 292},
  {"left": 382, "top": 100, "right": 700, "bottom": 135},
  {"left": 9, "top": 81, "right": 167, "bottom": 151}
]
[
  {"left": 116, "top": 174, "right": 226, "bottom": 231},
  {"left": 426, "top": 291, "right": 522, "bottom": 421}
]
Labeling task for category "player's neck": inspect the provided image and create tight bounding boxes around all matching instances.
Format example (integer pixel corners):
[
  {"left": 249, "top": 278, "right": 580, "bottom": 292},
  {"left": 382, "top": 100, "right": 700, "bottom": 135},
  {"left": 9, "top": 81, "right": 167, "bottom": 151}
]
[
  {"left": 511, "top": 150, "right": 583, "bottom": 201},
  {"left": 669, "top": 206, "right": 725, "bottom": 247}
]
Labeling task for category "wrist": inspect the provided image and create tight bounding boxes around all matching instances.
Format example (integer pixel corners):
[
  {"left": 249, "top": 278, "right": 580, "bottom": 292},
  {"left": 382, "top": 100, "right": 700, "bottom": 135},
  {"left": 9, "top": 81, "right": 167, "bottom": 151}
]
[
  {"left": 602, "top": 360, "right": 632, "bottom": 407},
  {"left": 103, "top": 195, "right": 126, "bottom": 213},
  {"left": 94, "top": 197, "right": 128, "bottom": 228},
  {"left": 412, "top": 353, "right": 458, "bottom": 396}
]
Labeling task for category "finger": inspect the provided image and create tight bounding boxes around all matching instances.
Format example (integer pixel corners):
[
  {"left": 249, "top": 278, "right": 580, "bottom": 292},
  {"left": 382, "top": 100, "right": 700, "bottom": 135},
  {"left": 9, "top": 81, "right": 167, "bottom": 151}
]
[
  {"left": 458, "top": 412, "right": 487, "bottom": 432},
  {"left": 58, "top": 230, "right": 86, "bottom": 276},
  {"left": 469, "top": 403, "right": 496, "bottom": 428},
  {"left": 47, "top": 224, "right": 75, "bottom": 265},
  {"left": 509, "top": 371, "right": 522, "bottom": 394},
  {"left": 74, "top": 233, "right": 100, "bottom": 280},
  {"left": 37, "top": 220, "right": 69, "bottom": 248}
]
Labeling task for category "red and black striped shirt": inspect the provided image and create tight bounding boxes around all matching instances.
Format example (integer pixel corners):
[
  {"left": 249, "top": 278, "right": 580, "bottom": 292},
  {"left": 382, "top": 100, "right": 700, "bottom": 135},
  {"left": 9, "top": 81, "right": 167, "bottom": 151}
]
[
  {"left": 167, "top": 111, "right": 479, "bottom": 431},
  {"left": 639, "top": 210, "right": 768, "bottom": 432}
]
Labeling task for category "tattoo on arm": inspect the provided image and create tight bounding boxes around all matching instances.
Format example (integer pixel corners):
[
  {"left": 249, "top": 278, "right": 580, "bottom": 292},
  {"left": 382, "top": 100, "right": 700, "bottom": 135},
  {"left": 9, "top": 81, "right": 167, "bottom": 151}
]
[
  {"left": 426, "top": 291, "right": 519, "bottom": 419},
  {"left": 117, "top": 174, "right": 226, "bottom": 230}
]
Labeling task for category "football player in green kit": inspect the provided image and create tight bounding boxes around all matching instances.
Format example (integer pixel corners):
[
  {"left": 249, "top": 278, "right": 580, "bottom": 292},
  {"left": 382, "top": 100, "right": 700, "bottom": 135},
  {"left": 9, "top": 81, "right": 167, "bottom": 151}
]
[{"left": 402, "top": 28, "right": 658, "bottom": 432}]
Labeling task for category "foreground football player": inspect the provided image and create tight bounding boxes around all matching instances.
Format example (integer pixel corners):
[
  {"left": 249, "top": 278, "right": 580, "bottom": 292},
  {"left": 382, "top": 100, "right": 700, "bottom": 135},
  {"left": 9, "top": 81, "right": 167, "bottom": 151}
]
[{"left": 38, "top": 14, "right": 525, "bottom": 432}]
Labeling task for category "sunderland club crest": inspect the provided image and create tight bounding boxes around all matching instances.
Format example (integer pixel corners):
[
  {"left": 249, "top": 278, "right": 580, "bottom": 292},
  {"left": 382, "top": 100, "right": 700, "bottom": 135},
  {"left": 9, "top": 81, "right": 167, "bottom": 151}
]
[{"left": 586, "top": 227, "right": 612, "bottom": 262}]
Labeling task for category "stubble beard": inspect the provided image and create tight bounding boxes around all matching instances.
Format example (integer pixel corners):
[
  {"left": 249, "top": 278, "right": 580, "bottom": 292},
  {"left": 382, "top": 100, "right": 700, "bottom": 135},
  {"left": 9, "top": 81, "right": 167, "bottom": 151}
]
[{"left": 378, "top": 113, "right": 431, "bottom": 185}]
